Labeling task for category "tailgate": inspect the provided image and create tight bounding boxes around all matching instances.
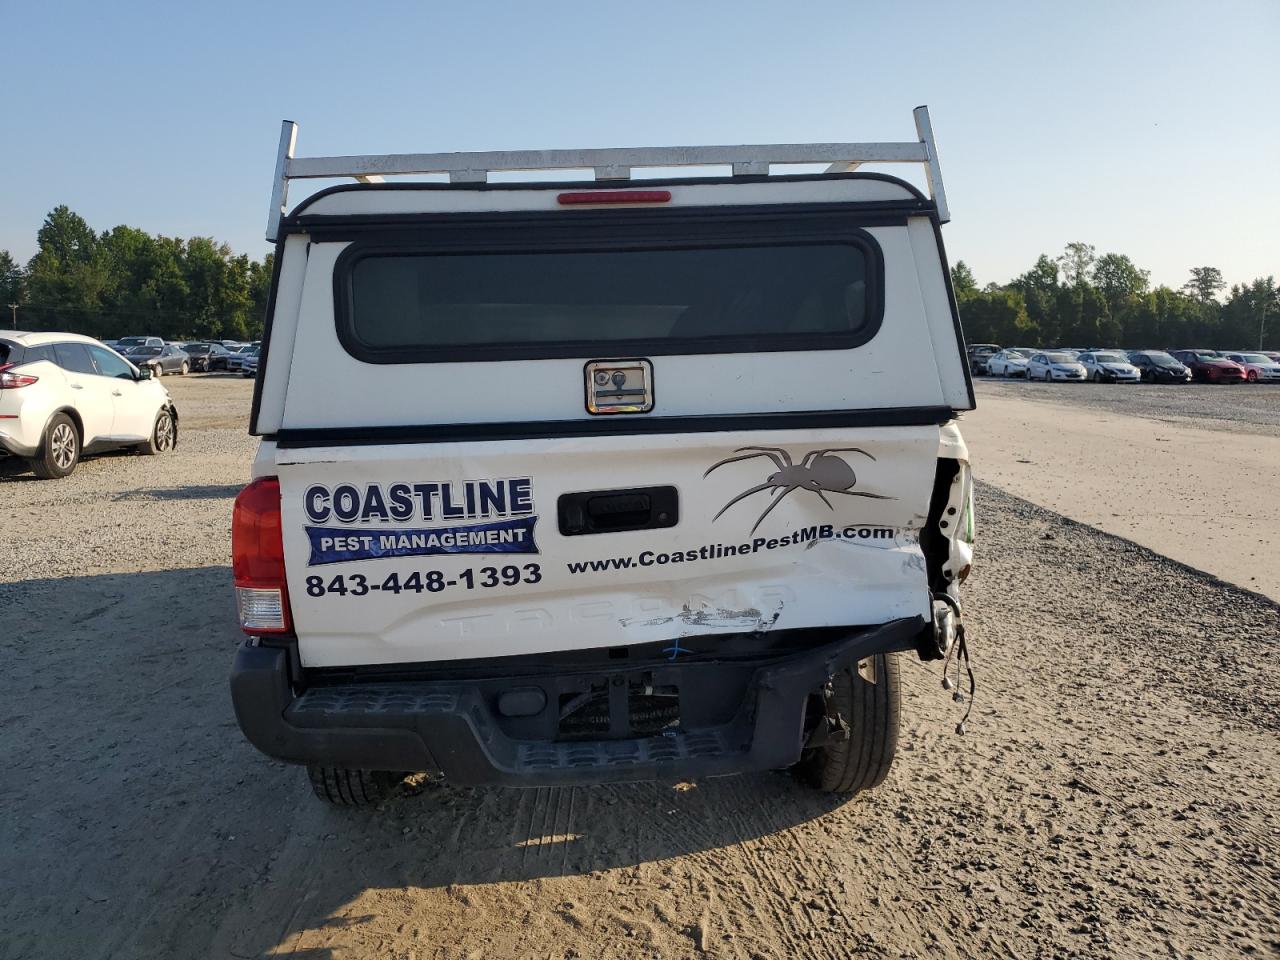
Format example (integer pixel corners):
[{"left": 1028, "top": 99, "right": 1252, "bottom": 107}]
[{"left": 277, "top": 426, "right": 936, "bottom": 667}]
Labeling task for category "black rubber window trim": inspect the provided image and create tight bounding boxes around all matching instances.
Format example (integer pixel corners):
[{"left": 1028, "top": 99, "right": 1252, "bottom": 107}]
[{"left": 331, "top": 215, "right": 886, "bottom": 365}]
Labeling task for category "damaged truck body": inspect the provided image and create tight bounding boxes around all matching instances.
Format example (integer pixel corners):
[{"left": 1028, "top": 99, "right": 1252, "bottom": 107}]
[{"left": 230, "top": 108, "right": 976, "bottom": 805}]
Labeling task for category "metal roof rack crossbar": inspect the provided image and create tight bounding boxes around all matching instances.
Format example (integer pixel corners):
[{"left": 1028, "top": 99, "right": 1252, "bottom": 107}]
[{"left": 266, "top": 105, "right": 949, "bottom": 241}]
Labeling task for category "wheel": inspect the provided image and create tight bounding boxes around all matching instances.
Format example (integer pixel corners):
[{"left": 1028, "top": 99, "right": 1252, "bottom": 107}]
[
  {"left": 152, "top": 363, "right": 162, "bottom": 378},
  {"left": 179, "top": 361, "right": 189, "bottom": 376},
  {"left": 793, "top": 652, "right": 900, "bottom": 796},
  {"left": 1248, "top": 370, "right": 1258, "bottom": 382},
  {"left": 142, "top": 408, "right": 176, "bottom": 455},
  {"left": 307, "top": 766, "right": 405, "bottom": 807},
  {"left": 1142, "top": 370, "right": 1152, "bottom": 383},
  {"left": 29, "top": 413, "right": 80, "bottom": 479},
  {"left": 1091, "top": 370, "right": 1100, "bottom": 382},
  {"left": 1044, "top": 370, "right": 1052, "bottom": 382}
]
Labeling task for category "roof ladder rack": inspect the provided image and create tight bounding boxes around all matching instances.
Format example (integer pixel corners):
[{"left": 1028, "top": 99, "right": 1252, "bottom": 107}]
[{"left": 265, "top": 105, "right": 949, "bottom": 241}]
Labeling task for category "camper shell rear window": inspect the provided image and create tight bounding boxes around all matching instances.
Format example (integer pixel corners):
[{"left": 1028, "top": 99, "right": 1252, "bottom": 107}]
[{"left": 333, "top": 210, "right": 884, "bottom": 363}]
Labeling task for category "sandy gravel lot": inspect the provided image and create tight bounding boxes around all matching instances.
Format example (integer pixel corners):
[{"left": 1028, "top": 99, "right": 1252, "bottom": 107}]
[
  {"left": 963, "top": 380, "right": 1280, "bottom": 602},
  {"left": 2, "top": 376, "right": 1279, "bottom": 960}
]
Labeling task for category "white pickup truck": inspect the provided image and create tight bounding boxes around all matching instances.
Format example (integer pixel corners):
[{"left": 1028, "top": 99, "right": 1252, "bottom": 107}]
[{"left": 230, "top": 109, "right": 976, "bottom": 806}]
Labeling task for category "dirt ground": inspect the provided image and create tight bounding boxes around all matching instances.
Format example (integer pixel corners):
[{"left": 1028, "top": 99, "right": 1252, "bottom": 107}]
[
  {"left": 2, "top": 375, "right": 1279, "bottom": 960},
  {"left": 964, "top": 380, "right": 1280, "bottom": 602}
]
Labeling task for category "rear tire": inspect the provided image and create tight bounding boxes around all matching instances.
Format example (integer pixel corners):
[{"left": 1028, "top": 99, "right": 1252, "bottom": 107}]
[
  {"left": 307, "top": 765, "right": 405, "bottom": 807},
  {"left": 793, "top": 651, "right": 900, "bottom": 796},
  {"left": 29, "top": 413, "right": 80, "bottom": 479}
]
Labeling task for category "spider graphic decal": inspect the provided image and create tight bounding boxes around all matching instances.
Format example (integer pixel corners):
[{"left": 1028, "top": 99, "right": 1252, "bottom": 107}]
[{"left": 703, "top": 447, "right": 894, "bottom": 535}]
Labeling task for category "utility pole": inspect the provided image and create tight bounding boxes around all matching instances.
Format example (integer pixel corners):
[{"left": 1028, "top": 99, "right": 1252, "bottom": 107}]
[{"left": 6, "top": 304, "right": 16, "bottom": 328}]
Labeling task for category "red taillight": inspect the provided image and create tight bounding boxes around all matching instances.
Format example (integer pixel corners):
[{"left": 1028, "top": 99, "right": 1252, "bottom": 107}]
[
  {"left": 0, "top": 363, "right": 39, "bottom": 389},
  {"left": 232, "top": 476, "right": 292, "bottom": 634},
  {"left": 557, "top": 189, "right": 672, "bottom": 206}
]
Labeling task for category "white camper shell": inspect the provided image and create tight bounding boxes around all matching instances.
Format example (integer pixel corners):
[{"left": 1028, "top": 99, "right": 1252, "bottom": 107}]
[{"left": 231, "top": 109, "right": 976, "bottom": 805}]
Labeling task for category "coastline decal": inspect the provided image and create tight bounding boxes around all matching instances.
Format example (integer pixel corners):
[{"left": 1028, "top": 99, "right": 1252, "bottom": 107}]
[
  {"left": 704, "top": 447, "right": 894, "bottom": 535},
  {"left": 303, "top": 478, "right": 538, "bottom": 566}
]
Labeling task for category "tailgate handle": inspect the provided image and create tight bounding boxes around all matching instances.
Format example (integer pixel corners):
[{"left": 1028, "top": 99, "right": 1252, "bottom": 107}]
[{"left": 558, "top": 486, "right": 679, "bottom": 536}]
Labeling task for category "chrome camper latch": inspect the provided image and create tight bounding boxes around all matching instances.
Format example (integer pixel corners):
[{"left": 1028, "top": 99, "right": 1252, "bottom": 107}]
[{"left": 585, "top": 359, "right": 654, "bottom": 415}]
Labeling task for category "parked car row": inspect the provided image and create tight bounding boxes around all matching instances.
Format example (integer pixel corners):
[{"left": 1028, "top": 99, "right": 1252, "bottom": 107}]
[
  {"left": 97, "top": 338, "right": 262, "bottom": 377},
  {"left": 970, "top": 344, "right": 1280, "bottom": 384}
]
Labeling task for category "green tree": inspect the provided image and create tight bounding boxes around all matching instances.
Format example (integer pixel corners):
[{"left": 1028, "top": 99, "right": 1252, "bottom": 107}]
[
  {"left": 1013, "top": 255, "right": 1060, "bottom": 293},
  {"left": 17, "top": 205, "right": 273, "bottom": 339},
  {"left": 1093, "top": 253, "right": 1150, "bottom": 314},
  {"left": 950, "top": 260, "right": 977, "bottom": 298},
  {"left": 245, "top": 253, "right": 274, "bottom": 339},
  {"left": 1054, "top": 282, "right": 1110, "bottom": 345},
  {"left": 1056, "top": 242, "right": 1096, "bottom": 287},
  {"left": 1183, "top": 266, "right": 1226, "bottom": 305},
  {"left": 0, "top": 250, "right": 24, "bottom": 310},
  {"left": 24, "top": 207, "right": 112, "bottom": 333},
  {"left": 36, "top": 205, "right": 98, "bottom": 264},
  {"left": 1008, "top": 255, "right": 1061, "bottom": 342},
  {"left": 1221, "top": 277, "right": 1279, "bottom": 350},
  {"left": 1145, "top": 285, "right": 1204, "bottom": 347},
  {"left": 957, "top": 288, "right": 1037, "bottom": 345}
]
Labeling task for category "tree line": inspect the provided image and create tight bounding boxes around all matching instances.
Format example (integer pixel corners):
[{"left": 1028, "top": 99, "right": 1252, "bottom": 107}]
[
  {"left": 952, "top": 243, "right": 1278, "bottom": 350},
  {"left": 0, "top": 206, "right": 272, "bottom": 342},
  {"left": 1, "top": 208, "right": 1275, "bottom": 351}
]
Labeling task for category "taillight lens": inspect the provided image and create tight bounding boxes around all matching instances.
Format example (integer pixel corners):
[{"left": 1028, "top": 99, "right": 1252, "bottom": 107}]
[
  {"left": 232, "top": 476, "right": 292, "bottom": 634},
  {"left": 0, "top": 363, "right": 39, "bottom": 388}
]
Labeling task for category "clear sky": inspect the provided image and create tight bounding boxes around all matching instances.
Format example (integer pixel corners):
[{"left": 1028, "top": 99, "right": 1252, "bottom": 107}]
[{"left": 4, "top": 0, "right": 1277, "bottom": 290}]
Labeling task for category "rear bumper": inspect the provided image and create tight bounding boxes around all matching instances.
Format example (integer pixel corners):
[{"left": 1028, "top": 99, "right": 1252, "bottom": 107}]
[
  {"left": 0, "top": 427, "right": 39, "bottom": 458},
  {"left": 230, "top": 617, "right": 926, "bottom": 786}
]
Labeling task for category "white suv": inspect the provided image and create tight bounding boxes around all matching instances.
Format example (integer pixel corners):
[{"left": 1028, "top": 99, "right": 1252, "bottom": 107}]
[{"left": 0, "top": 332, "right": 179, "bottom": 479}]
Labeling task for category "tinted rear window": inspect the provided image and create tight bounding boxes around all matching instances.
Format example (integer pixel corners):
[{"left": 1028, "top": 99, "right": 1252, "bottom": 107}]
[
  {"left": 54, "top": 342, "right": 97, "bottom": 375},
  {"left": 23, "top": 345, "right": 56, "bottom": 365},
  {"left": 336, "top": 218, "right": 882, "bottom": 363}
]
